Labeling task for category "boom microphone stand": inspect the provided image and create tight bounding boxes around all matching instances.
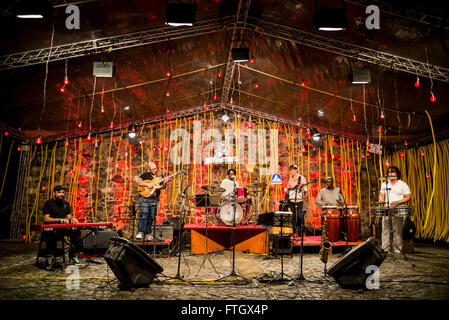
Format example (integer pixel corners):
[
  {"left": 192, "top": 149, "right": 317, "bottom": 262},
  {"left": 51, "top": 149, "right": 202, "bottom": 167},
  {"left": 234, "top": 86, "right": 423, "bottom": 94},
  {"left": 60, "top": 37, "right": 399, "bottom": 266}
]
[
  {"left": 292, "top": 182, "right": 306, "bottom": 282},
  {"left": 340, "top": 188, "right": 350, "bottom": 255},
  {"left": 215, "top": 177, "right": 249, "bottom": 283}
]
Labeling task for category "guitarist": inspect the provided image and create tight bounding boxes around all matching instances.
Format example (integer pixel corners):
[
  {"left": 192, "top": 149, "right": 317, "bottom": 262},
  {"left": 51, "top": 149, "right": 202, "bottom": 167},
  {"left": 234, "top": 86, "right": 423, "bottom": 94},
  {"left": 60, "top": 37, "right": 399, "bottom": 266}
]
[
  {"left": 134, "top": 162, "right": 166, "bottom": 240},
  {"left": 284, "top": 165, "right": 308, "bottom": 239}
]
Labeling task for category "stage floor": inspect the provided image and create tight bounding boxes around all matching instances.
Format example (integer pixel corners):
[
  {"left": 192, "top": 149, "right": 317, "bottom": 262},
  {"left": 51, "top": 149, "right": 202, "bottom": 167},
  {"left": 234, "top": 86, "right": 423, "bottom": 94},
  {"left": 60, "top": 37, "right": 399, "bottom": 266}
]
[{"left": 0, "top": 240, "right": 449, "bottom": 300}]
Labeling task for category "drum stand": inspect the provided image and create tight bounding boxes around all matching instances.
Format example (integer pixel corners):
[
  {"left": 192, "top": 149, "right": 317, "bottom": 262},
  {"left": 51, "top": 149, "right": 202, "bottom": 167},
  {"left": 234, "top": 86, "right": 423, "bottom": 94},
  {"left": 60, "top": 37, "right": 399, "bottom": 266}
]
[
  {"left": 195, "top": 190, "right": 221, "bottom": 277},
  {"left": 385, "top": 188, "right": 408, "bottom": 260},
  {"left": 215, "top": 181, "right": 249, "bottom": 284}
]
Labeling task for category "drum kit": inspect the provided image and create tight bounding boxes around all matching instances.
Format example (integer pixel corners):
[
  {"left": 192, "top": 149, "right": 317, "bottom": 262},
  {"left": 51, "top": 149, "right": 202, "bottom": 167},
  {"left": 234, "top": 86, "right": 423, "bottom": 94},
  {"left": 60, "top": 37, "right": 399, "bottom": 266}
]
[
  {"left": 192, "top": 182, "right": 267, "bottom": 226},
  {"left": 321, "top": 205, "right": 361, "bottom": 242}
]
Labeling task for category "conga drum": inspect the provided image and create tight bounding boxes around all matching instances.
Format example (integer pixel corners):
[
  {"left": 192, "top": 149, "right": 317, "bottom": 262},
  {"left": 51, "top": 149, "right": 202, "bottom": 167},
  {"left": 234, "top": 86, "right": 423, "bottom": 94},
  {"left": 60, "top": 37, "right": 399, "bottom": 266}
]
[
  {"left": 321, "top": 206, "right": 341, "bottom": 242},
  {"left": 343, "top": 206, "right": 360, "bottom": 242}
]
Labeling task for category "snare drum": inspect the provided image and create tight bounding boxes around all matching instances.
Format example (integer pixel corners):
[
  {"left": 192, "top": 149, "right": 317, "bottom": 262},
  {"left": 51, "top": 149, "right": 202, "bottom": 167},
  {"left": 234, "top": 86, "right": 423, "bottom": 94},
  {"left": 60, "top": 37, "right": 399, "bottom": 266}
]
[
  {"left": 321, "top": 206, "right": 342, "bottom": 242},
  {"left": 219, "top": 201, "right": 243, "bottom": 226},
  {"left": 235, "top": 187, "right": 249, "bottom": 203},
  {"left": 393, "top": 205, "right": 412, "bottom": 217}
]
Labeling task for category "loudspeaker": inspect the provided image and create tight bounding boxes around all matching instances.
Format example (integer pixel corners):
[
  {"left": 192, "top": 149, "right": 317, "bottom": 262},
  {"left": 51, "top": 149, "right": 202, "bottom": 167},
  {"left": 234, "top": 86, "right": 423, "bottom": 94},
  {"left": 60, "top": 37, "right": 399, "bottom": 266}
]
[
  {"left": 93, "top": 62, "right": 114, "bottom": 77},
  {"left": 154, "top": 224, "right": 174, "bottom": 240},
  {"left": 104, "top": 237, "right": 163, "bottom": 288},
  {"left": 231, "top": 48, "right": 250, "bottom": 62},
  {"left": 327, "top": 237, "right": 387, "bottom": 288},
  {"left": 82, "top": 230, "right": 118, "bottom": 254}
]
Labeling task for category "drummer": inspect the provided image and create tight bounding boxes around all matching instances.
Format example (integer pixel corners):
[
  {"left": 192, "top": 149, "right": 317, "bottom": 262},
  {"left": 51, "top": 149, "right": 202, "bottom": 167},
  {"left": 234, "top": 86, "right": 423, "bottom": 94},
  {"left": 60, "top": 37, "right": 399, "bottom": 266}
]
[
  {"left": 220, "top": 168, "right": 240, "bottom": 201},
  {"left": 316, "top": 177, "right": 345, "bottom": 207}
]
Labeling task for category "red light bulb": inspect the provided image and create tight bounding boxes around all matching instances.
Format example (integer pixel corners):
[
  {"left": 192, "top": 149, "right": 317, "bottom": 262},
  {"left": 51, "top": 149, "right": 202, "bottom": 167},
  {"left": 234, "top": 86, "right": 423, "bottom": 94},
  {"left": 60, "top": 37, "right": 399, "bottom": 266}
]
[
  {"left": 377, "top": 127, "right": 381, "bottom": 133},
  {"left": 404, "top": 140, "right": 408, "bottom": 146},
  {"left": 166, "top": 71, "right": 171, "bottom": 77},
  {"left": 366, "top": 140, "right": 370, "bottom": 146},
  {"left": 110, "top": 122, "right": 114, "bottom": 128},
  {"left": 301, "top": 80, "right": 305, "bottom": 86},
  {"left": 17, "top": 146, "right": 22, "bottom": 151},
  {"left": 78, "top": 122, "right": 82, "bottom": 128},
  {"left": 361, "top": 154, "right": 365, "bottom": 159},
  {"left": 36, "top": 136, "right": 42, "bottom": 144},
  {"left": 414, "top": 80, "right": 419, "bottom": 87},
  {"left": 254, "top": 82, "right": 259, "bottom": 88},
  {"left": 380, "top": 112, "right": 385, "bottom": 119},
  {"left": 166, "top": 108, "right": 170, "bottom": 113},
  {"left": 218, "top": 71, "right": 222, "bottom": 78},
  {"left": 430, "top": 93, "right": 436, "bottom": 102},
  {"left": 250, "top": 57, "right": 255, "bottom": 63},
  {"left": 230, "top": 98, "right": 233, "bottom": 104},
  {"left": 60, "top": 86, "right": 66, "bottom": 93},
  {"left": 400, "top": 151, "right": 405, "bottom": 158},
  {"left": 213, "top": 94, "right": 217, "bottom": 100},
  {"left": 65, "top": 139, "right": 69, "bottom": 146},
  {"left": 386, "top": 160, "right": 389, "bottom": 167},
  {"left": 420, "top": 151, "right": 425, "bottom": 157},
  {"left": 100, "top": 106, "right": 105, "bottom": 113},
  {"left": 352, "top": 115, "right": 357, "bottom": 122},
  {"left": 87, "top": 134, "right": 91, "bottom": 141},
  {"left": 4, "top": 131, "right": 9, "bottom": 136},
  {"left": 203, "top": 102, "right": 207, "bottom": 107},
  {"left": 426, "top": 172, "right": 430, "bottom": 179},
  {"left": 166, "top": 91, "right": 170, "bottom": 97},
  {"left": 64, "top": 75, "right": 69, "bottom": 85}
]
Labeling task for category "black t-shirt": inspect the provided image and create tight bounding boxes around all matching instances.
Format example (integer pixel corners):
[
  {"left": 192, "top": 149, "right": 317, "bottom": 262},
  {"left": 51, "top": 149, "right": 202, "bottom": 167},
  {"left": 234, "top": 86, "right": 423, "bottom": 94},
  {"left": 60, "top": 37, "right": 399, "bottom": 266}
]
[
  {"left": 140, "top": 172, "right": 164, "bottom": 200},
  {"left": 42, "top": 198, "right": 72, "bottom": 221}
]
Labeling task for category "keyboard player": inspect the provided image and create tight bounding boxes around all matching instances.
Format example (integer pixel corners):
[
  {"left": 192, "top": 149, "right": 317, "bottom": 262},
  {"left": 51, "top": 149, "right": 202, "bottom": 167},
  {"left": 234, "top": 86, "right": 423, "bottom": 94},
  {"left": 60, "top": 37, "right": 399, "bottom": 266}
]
[{"left": 42, "top": 185, "right": 81, "bottom": 266}]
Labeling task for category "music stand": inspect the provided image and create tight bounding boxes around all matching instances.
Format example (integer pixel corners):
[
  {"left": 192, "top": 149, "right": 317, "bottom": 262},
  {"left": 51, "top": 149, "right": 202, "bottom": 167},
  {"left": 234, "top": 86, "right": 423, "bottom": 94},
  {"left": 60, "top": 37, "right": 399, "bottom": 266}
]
[
  {"left": 194, "top": 190, "right": 220, "bottom": 277},
  {"left": 215, "top": 180, "right": 250, "bottom": 283},
  {"left": 262, "top": 211, "right": 294, "bottom": 284}
]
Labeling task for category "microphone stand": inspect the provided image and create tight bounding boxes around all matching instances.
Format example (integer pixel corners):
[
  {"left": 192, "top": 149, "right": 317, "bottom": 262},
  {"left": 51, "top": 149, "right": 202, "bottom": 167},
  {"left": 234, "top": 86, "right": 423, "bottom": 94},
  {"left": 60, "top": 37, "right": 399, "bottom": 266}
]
[
  {"left": 292, "top": 178, "right": 306, "bottom": 282},
  {"left": 216, "top": 177, "right": 249, "bottom": 283},
  {"left": 340, "top": 187, "right": 350, "bottom": 255}
]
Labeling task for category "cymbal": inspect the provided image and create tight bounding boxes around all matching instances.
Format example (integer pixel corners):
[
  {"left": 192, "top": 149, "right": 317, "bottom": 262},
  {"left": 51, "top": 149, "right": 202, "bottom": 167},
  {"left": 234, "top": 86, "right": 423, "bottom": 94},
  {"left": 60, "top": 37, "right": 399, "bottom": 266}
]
[
  {"left": 248, "top": 182, "right": 267, "bottom": 189},
  {"left": 201, "top": 185, "right": 226, "bottom": 193}
]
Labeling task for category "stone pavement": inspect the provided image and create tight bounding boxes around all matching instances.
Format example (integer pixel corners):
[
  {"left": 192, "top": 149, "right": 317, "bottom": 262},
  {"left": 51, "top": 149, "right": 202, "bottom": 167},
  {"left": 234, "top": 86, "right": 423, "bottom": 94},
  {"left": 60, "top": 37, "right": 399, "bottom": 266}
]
[{"left": 0, "top": 240, "right": 448, "bottom": 300}]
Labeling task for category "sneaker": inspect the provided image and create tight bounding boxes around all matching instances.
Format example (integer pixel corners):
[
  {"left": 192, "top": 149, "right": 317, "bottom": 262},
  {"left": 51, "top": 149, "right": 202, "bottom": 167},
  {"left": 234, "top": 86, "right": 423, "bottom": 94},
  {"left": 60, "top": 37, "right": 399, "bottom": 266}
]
[
  {"left": 135, "top": 233, "right": 143, "bottom": 240},
  {"left": 145, "top": 234, "right": 153, "bottom": 241},
  {"left": 71, "top": 256, "right": 81, "bottom": 265}
]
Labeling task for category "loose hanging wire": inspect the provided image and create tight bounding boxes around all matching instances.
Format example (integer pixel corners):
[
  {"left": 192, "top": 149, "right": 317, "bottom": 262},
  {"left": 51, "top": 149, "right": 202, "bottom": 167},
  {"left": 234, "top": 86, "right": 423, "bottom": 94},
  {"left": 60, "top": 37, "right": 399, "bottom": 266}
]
[
  {"left": 111, "top": 81, "right": 117, "bottom": 126},
  {"left": 424, "top": 41, "right": 434, "bottom": 97},
  {"left": 89, "top": 76, "right": 97, "bottom": 134},
  {"left": 362, "top": 84, "right": 369, "bottom": 141},
  {"left": 65, "top": 93, "right": 73, "bottom": 136},
  {"left": 37, "top": 21, "right": 55, "bottom": 134}
]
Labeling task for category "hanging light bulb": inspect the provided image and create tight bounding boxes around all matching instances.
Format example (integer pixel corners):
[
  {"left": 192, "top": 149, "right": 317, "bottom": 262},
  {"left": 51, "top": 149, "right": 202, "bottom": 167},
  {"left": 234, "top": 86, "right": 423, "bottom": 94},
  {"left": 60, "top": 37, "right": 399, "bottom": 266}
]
[
  {"left": 414, "top": 76, "right": 419, "bottom": 87},
  {"left": 64, "top": 75, "right": 69, "bottom": 85},
  {"left": 404, "top": 140, "right": 408, "bottom": 146},
  {"left": 17, "top": 146, "right": 22, "bottom": 151},
  {"left": 426, "top": 172, "right": 430, "bottom": 179},
  {"left": 65, "top": 139, "right": 69, "bottom": 146},
  {"left": 217, "top": 70, "right": 222, "bottom": 78},
  {"left": 400, "top": 151, "right": 405, "bottom": 158},
  {"left": 377, "top": 126, "right": 381, "bottom": 133},
  {"left": 254, "top": 82, "right": 259, "bottom": 88},
  {"left": 36, "top": 136, "right": 42, "bottom": 144},
  {"left": 203, "top": 102, "right": 207, "bottom": 108},
  {"left": 87, "top": 133, "right": 91, "bottom": 141},
  {"left": 380, "top": 111, "right": 385, "bottom": 119},
  {"left": 229, "top": 98, "right": 233, "bottom": 104},
  {"left": 60, "top": 85, "right": 66, "bottom": 93},
  {"left": 386, "top": 159, "right": 389, "bottom": 166},
  {"left": 166, "top": 91, "right": 170, "bottom": 97},
  {"left": 301, "top": 80, "right": 305, "bottom": 86},
  {"left": 78, "top": 122, "right": 82, "bottom": 128},
  {"left": 166, "top": 71, "right": 171, "bottom": 77},
  {"left": 366, "top": 140, "right": 370, "bottom": 146},
  {"left": 110, "top": 121, "right": 114, "bottom": 128},
  {"left": 430, "top": 92, "right": 436, "bottom": 102},
  {"left": 420, "top": 151, "right": 425, "bottom": 157},
  {"left": 100, "top": 106, "right": 105, "bottom": 113},
  {"left": 166, "top": 108, "right": 170, "bottom": 114},
  {"left": 250, "top": 57, "right": 255, "bottom": 63},
  {"left": 213, "top": 94, "right": 217, "bottom": 100},
  {"left": 4, "top": 131, "right": 9, "bottom": 136},
  {"left": 352, "top": 115, "right": 357, "bottom": 122}
]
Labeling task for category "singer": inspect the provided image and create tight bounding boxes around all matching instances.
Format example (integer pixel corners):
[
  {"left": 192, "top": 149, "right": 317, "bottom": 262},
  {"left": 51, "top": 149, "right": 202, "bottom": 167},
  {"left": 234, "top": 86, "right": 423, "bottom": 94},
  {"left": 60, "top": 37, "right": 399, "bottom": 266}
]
[
  {"left": 284, "top": 164, "right": 308, "bottom": 239},
  {"left": 378, "top": 166, "right": 411, "bottom": 253},
  {"left": 315, "top": 177, "right": 345, "bottom": 207}
]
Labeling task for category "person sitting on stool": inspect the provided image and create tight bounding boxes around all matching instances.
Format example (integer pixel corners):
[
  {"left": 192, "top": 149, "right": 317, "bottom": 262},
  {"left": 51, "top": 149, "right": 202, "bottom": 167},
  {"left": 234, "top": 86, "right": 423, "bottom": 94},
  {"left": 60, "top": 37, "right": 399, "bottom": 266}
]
[{"left": 42, "top": 185, "right": 81, "bottom": 266}]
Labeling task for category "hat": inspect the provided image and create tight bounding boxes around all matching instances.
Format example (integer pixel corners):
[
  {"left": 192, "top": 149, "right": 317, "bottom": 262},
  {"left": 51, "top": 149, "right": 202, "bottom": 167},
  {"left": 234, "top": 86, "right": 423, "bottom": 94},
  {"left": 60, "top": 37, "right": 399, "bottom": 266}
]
[{"left": 53, "top": 185, "right": 67, "bottom": 191}]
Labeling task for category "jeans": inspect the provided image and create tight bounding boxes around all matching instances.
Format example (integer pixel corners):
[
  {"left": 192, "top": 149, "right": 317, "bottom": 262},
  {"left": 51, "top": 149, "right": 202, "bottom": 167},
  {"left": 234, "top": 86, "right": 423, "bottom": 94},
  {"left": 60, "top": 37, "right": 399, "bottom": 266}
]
[
  {"left": 288, "top": 201, "right": 304, "bottom": 234},
  {"left": 44, "top": 229, "right": 81, "bottom": 260},
  {"left": 382, "top": 216, "right": 404, "bottom": 253},
  {"left": 138, "top": 197, "right": 158, "bottom": 235}
]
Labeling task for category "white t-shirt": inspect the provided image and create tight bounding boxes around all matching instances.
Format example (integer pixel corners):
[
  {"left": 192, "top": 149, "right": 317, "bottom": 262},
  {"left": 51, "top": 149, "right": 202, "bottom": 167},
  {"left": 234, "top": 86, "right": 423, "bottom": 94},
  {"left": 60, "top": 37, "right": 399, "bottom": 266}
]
[
  {"left": 220, "top": 178, "right": 239, "bottom": 198},
  {"left": 380, "top": 180, "right": 410, "bottom": 204}
]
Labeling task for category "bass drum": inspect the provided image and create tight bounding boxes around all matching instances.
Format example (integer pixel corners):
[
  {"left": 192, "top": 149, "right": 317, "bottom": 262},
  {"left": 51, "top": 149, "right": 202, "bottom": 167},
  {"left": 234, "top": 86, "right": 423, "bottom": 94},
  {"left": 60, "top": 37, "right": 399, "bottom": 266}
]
[{"left": 219, "top": 201, "right": 243, "bottom": 226}]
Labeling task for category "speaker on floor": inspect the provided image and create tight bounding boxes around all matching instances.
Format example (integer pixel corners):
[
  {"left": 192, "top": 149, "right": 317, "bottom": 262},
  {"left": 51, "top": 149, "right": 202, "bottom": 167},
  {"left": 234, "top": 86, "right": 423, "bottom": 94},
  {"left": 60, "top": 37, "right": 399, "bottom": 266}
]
[
  {"left": 104, "top": 237, "right": 163, "bottom": 288},
  {"left": 82, "top": 230, "right": 118, "bottom": 254},
  {"left": 327, "top": 237, "right": 387, "bottom": 289}
]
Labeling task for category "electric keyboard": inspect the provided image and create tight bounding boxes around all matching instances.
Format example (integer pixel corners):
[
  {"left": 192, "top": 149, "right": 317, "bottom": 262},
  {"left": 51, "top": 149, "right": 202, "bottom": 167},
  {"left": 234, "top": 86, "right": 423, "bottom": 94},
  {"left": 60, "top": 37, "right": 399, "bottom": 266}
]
[{"left": 32, "top": 222, "right": 114, "bottom": 232}]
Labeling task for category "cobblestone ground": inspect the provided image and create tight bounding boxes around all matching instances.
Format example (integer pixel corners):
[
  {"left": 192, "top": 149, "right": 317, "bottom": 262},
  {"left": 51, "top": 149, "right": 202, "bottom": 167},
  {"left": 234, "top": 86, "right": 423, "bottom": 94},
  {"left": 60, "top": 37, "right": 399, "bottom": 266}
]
[{"left": 0, "top": 240, "right": 448, "bottom": 300}]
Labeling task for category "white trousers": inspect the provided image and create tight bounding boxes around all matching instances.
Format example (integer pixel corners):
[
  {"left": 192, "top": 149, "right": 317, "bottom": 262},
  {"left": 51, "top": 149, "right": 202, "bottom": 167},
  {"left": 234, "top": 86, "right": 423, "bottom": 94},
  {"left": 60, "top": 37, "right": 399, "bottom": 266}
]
[{"left": 381, "top": 216, "right": 404, "bottom": 253}]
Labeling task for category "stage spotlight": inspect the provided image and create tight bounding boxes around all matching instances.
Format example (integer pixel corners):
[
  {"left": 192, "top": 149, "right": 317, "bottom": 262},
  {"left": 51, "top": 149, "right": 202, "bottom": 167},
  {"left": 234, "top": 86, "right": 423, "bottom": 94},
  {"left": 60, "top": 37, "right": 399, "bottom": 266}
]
[
  {"left": 222, "top": 112, "right": 230, "bottom": 123},
  {"left": 15, "top": 0, "right": 53, "bottom": 19},
  {"left": 231, "top": 48, "right": 250, "bottom": 62},
  {"left": 313, "top": 7, "right": 347, "bottom": 31},
  {"left": 128, "top": 125, "right": 139, "bottom": 144},
  {"left": 165, "top": 2, "right": 196, "bottom": 26},
  {"left": 349, "top": 69, "right": 371, "bottom": 84}
]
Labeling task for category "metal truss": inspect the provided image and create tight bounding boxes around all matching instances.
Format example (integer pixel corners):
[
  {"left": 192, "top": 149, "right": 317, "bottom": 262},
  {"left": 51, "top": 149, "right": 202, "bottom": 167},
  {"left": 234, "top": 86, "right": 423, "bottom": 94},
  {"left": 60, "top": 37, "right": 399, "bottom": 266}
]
[
  {"left": 220, "top": 0, "right": 252, "bottom": 104},
  {"left": 0, "top": 16, "right": 235, "bottom": 70},
  {"left": 345, "top": 0, "right": 449, "bottom": 32},
  {"left": 246, "top": 17, "right": 449, "bottom": 83}
]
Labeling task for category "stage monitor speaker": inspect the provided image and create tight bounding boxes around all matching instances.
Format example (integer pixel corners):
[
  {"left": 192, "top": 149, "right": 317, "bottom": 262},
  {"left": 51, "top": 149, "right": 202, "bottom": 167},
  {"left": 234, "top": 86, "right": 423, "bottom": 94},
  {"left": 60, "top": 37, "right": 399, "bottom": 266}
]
[
  {"left": 327, "top": 237, "right": 387, "bottom": 288},
  {"left": 82, "top": 230, "right": 118, "bottom": 254},
  {"left": 104, "top": 237, "right": 163, "bottom": 288}
]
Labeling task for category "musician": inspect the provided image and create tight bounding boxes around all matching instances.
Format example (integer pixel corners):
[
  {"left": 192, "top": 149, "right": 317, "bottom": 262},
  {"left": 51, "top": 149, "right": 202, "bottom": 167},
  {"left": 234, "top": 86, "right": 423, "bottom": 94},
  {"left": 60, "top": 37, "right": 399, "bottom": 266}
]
[
  {"left": 316, "top": 177, "right": 344, "bottom": 207},
  {"left": 42, "top": 185, "right": 81, "bottom": 265},
  {"left": 378, "top": 166, "right": 411, "bottom": 253},
  {"left": 220, "top": 168, "right": 239, "bottom": 201},
  {"left": 134, "top": 162, "right": 166, "bottom": 241},
  {"left": 284, "top": 165, "right": 308, "bottom": 237}
]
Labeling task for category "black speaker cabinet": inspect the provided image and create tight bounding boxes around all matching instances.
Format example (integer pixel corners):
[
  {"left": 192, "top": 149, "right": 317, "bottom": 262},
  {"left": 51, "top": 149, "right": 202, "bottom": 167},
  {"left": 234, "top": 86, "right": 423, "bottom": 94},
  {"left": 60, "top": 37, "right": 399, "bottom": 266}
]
[
  {"left": 82, "top": 230, "right": 118, "bottom": 254},
  {"left": 104, "top": 237, "right": 163, "bottom": 288},
  {"left": 327, "top": 237, "right": 387, "bottom": 288}
]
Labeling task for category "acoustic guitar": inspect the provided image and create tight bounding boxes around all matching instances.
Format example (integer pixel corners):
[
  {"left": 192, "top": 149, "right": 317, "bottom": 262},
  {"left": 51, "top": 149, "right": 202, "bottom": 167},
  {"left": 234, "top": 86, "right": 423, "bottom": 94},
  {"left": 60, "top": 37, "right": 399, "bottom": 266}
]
[{"left": 138, "top": 170, "right": 185, "bottom": 198}]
